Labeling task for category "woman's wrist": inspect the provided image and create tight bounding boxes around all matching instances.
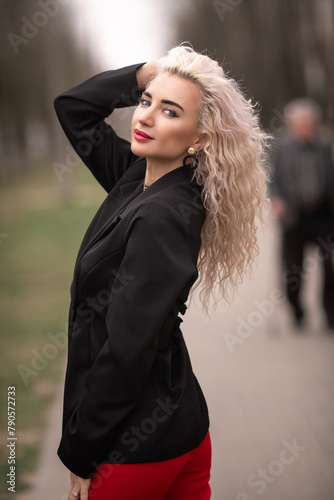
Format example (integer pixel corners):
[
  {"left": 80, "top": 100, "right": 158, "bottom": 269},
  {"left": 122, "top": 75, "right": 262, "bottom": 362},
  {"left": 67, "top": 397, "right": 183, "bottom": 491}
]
[{"left": 136, "top": 61, "right": 159, "bottom": 89}]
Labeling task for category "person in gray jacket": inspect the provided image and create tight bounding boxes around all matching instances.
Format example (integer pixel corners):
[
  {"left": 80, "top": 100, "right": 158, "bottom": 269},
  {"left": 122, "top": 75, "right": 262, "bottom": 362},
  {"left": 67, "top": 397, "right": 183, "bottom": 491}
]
[{"left": 271, "top": 99, "right": 334, "bottom": 329}]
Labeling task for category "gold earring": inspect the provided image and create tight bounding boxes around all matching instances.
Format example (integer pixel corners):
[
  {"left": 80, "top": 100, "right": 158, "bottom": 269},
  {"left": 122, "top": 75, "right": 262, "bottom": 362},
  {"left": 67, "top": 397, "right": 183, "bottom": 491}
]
[{"left": 183, "top": 147, "right": 199, "bottom": 170}]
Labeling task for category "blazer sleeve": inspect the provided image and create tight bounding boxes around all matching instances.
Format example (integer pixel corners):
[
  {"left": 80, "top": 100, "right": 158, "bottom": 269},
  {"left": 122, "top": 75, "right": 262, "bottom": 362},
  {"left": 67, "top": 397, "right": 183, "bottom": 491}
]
[
  {"left": 57, "top": 200, "right": 199, "bottom": 478},
  {"left": 53, "top": 63, "right": 145, "bottom": 192}
]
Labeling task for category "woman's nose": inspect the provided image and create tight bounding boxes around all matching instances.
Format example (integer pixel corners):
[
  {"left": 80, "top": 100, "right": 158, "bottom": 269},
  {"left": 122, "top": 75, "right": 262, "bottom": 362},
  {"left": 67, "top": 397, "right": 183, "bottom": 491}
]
[{"left": 138, "top": 107, "right": 154, "bottom": 127}]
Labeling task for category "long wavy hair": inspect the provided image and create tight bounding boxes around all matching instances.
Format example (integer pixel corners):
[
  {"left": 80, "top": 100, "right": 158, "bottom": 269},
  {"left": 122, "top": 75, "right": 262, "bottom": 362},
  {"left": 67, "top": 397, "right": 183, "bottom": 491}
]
[{"left": 154, "top": 45, "right": 270, "bottom": 314}]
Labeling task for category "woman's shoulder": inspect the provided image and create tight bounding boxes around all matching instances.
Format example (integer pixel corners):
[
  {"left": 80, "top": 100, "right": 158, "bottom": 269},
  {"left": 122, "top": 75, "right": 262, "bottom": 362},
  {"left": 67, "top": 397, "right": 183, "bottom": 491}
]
[
  {"left": 158, "top": 182, "right": 205, "bottom": 224},
  {"left": 125, "top": 184, "right": 205, "bottom": 241}
]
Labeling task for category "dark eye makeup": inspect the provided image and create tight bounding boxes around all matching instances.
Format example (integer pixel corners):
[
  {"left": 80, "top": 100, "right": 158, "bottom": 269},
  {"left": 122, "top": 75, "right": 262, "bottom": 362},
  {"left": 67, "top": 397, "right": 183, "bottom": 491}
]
[{"left": 138, "top": 96, "right": 180, "bottom": 118}]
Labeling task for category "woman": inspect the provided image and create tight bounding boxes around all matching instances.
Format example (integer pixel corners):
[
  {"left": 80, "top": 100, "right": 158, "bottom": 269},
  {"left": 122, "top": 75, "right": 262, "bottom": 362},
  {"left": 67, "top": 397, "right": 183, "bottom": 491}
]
[{"left": 54, "top": 45, "right": 269, "bottom": 499}]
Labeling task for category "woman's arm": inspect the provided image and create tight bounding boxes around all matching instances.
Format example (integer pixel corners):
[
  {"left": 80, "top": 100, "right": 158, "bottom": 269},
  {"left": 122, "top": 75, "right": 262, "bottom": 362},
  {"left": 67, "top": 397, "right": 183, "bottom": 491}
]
[{"left": 54, "top": 63, "right": 147, "bottom": 192}]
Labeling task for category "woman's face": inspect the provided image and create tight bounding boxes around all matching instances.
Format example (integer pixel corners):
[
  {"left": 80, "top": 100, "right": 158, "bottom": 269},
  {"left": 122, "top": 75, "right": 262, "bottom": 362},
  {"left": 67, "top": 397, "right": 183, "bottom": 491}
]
[{"left": 131, "top": 74, "right": 203, "bottom": 169}]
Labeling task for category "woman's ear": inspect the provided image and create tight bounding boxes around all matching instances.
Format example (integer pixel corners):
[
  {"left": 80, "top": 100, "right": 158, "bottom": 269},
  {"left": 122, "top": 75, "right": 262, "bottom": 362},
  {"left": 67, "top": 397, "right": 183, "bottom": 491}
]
[{"left": 194, "top": 133, "right": 209, "bottom": 151}]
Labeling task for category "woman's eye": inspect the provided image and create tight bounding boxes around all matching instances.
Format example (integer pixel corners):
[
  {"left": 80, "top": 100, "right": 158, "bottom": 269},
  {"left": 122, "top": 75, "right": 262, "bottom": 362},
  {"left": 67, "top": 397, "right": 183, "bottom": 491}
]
[
  {"left": 138, "top": 97, "right": 150, "bottom": 107},
  {"left": 137, "top": 99, "right": 178, "bottom": 117},
  {"left": 164, "top": 108, "right": 178, "bottom": 118}
]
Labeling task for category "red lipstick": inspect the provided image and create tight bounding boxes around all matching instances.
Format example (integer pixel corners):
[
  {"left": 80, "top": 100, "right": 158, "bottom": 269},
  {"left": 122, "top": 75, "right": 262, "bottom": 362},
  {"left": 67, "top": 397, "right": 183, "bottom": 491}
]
[{"left": 134, "top": 128, "right": 154, "bottom": 141}]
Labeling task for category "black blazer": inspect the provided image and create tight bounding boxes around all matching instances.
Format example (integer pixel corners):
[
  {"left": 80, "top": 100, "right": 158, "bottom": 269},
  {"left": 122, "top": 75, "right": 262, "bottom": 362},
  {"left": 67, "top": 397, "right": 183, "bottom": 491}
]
[{"left": 54, "top": 63, "right": 210, "bottom": 479}]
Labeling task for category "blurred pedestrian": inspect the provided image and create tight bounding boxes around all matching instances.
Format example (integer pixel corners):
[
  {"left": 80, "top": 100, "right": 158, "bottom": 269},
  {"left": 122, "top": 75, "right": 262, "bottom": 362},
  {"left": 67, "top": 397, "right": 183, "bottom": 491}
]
[{"left": 271, "top": 99, "right": 334, "bottom": 329}]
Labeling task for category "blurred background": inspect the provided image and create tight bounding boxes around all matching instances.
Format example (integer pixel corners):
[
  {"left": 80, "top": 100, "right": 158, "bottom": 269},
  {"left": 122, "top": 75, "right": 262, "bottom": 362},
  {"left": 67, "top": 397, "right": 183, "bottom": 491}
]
[{"left": 0, "top": 1, "right": 333, "bottom": 499}]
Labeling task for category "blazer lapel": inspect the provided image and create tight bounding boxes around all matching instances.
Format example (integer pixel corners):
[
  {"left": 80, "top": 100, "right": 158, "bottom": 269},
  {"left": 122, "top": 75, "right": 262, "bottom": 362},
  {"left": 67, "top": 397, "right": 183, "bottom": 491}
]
[
  {"left": 77, "top": 179, "right": 144, "bottom": 260},
  {"left": 77, "top": 165, "right": 193, "bottom": 262}
]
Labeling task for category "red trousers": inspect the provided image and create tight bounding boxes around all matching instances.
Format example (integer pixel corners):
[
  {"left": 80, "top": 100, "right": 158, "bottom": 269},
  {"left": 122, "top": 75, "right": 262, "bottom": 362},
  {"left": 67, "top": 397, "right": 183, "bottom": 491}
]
[{"left": 88, "top": 431, "right": 211, "bottom": 500}]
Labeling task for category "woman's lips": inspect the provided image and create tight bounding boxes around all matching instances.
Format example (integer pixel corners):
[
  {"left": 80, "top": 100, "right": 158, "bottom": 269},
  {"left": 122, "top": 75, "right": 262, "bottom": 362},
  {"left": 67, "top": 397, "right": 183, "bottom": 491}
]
[{"left": 134, "top": 128, "right": 154, "bottom": 141}]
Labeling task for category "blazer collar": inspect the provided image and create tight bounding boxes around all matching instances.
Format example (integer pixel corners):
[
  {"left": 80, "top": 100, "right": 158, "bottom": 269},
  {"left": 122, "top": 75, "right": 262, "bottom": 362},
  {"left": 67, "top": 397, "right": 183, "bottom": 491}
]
[
  {"left": 118, "top": 160, "right": 195, "bottom": 196},
  {"left": 140, "top": 164, "right": 194, "bottom": 196}
]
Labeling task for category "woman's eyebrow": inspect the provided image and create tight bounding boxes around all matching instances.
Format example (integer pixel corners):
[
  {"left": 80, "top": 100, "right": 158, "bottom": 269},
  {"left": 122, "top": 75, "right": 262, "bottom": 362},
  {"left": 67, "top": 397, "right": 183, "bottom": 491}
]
[{"left": 142, "top": 91, "right": 184, "bottom": 112}]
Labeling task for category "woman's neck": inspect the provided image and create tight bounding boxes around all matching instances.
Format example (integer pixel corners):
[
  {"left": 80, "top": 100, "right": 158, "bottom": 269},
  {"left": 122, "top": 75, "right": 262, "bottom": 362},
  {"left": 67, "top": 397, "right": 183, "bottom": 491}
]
[{"left": 144, "top": 157, "right": 183, "bottom": 187}]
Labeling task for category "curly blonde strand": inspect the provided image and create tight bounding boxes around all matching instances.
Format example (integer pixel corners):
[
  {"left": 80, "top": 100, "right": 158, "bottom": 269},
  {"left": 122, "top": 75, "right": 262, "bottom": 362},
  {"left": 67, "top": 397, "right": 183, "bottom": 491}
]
[{"left": 157, "top": 45, "right": 271, "bottom": 315}]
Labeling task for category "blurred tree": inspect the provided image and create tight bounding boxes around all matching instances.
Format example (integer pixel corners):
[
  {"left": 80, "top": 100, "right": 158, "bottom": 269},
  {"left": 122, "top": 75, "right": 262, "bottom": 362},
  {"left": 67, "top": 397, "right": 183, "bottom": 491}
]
[
  {"left": 0, "top": 0, "right": 96, "bottom": 185},
  {"left": 174, "top": 0, "right": 334, "bottom": 130}
]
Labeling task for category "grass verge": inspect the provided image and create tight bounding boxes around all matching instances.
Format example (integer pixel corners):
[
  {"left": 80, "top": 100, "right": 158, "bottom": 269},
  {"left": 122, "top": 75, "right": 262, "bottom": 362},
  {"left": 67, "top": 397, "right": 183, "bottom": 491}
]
[{"left": 0, "top": 164, "right": 105, "bottom": 497}]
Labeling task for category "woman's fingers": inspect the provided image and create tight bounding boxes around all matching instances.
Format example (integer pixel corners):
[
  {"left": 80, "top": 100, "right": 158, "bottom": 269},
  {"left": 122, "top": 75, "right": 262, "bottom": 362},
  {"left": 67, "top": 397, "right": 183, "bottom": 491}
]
[
  {"left": 68, "top": 472, "right": 78, "bottom": 499},
  {"left": 136, "top": 61, "right": 159, "bottom": 89},
  {"left": 68, "top": 472, "right": 75, "bottom": 499},
  {"left": 78, "top": 481, "right": 90, "bottom": 500},
  {"left": 68, "top": 472, "right": 91, "bottom": 500},
  {"left": 68, "top": 483, "right": 80, "bottom": 499}
]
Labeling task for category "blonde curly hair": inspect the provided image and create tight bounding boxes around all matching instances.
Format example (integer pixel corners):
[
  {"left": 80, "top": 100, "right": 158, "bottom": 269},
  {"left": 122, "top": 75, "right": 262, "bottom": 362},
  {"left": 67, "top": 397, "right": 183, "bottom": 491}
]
[{"left": 155, "top": 45, "right": 271, "bottom": 314}]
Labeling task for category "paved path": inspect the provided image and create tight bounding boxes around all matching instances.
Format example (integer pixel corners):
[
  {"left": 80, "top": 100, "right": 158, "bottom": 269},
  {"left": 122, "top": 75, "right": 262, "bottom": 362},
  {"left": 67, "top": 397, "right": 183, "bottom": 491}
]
[
  {"left": 23, "top": 220, "right": 334, "bottom": 499},
  {"left": 21, "top": 378, "right": 69, "bottom": 500}
]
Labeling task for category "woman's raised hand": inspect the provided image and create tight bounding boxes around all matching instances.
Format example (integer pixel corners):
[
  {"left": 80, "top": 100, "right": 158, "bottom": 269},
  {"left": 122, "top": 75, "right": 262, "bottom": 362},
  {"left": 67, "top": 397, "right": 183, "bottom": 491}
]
[{"left": 136, "top": 61, "right": 159, "bottom": 89}]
